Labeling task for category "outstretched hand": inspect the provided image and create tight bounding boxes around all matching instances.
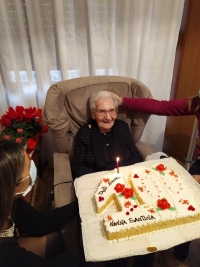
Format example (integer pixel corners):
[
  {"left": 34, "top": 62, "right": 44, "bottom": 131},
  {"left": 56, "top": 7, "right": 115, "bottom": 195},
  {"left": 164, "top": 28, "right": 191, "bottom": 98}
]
[
  {"left": 108, "top": 91, "right": 123, "bottom": 106},
  {"left": 192, "top": 175, "right": 200, "bottom": 184}
]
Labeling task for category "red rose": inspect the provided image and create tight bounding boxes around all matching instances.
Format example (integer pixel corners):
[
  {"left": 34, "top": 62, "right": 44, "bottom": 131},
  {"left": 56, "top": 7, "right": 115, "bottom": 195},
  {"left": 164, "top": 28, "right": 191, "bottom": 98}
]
[
  {"left": 6, "top": 107, "right": 16, "bottom": 119},
  {"left": 157, "top": 198, "right": 170, "bottom": 210},
  {"left": 122, "top": 188, "right": 134, "bottom": 199},
  {"left": 0, "top": 115, "right": 11, "bottom": 127},
  {"left": 156, "top": 164, "right": 166, "bottom": 172},
  {"left": 114, "top": 183, "right": 125, "bottom": 193},
  {"left": 24, "top": 108, "right": 35, "bottom": 122},
  {"left": 15, "top": 111, "right": 24, "bottom": 122},
  {"left": 5, "top": 135, "right": 10, "bottom": 140},
  {"left": 16, "top": 106, "right": 24, "bottom": 113},
  {"left": 17, "top": 128, "right": 23, "bottom": 133},
  {"left": 16, "top": 138, "right": 22, "bottom": 143}
]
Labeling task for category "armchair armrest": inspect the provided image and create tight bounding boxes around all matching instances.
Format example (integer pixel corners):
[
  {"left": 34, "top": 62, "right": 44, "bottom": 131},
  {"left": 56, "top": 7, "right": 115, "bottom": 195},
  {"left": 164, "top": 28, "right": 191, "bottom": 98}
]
[
  {"left": 53, "top": 153, "right": 79, "bottom": 250},
  {"left": 136, "top": 141, "right": 156, "bottom": 160},
  {"left": 53, "top": 153, "right": 75, "bottom": 208}
]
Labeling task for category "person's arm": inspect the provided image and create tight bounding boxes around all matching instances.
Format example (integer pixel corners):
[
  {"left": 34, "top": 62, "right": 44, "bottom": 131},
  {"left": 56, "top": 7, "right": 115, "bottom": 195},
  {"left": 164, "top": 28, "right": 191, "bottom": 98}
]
[
  {"left": 122, "top": 97, "right": 192, "bottom": 116},
  {"left": 71, "top": 126, "right": 94, "bottom": 178},
  {"left": 14, "top": 198, "right": 78, "bottom": 237},
  {"left": 189, "top": 159, "right": 200, "bottom": 184},
  {"left": 0, "top": 239, "right": 80, "bottom": 267}
]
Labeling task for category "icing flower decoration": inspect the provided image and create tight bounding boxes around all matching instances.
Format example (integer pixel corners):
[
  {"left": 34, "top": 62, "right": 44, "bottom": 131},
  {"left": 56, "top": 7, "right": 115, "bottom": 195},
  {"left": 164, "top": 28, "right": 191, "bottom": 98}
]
[
  {"left": 148, "top": 208, "right": 155, "bottom": 213},
  {"left": 138, "top": 186, "right": 144, "bottom": 192},
  {"left": 114, "top": 183, "right": 125, "bottom": 193},
  {"left": 169, "top": 170, "right": 178, "bottom": 178},
  {"left": 98, "top": 196, "right": 104, "bottom": 202},
  {"left": 106, "top": 215, "right": 113, "bottom": 221},
  {"left": 179, "top": 199, "right": 189, "bottom": 205},
  {"left": 103, "top": 178, "right": 110, "bottom": 183},
  {"left": 188, "top": 205, "right": 195, "bottom": 211},
  {"left": 157, "top": 198, "right": 171, "bottom": 210},
  {"left": 133, "top": 174, "right": 139, "bottom": 178},
  {"left": 124, "top": 201, "right": 132, "bottom": 208},
  {"left": 156, "top": 164, "right": 166, "bottom": 172},
  {"left": 122, "top": 188, "right": 134, "bottom": 199}
]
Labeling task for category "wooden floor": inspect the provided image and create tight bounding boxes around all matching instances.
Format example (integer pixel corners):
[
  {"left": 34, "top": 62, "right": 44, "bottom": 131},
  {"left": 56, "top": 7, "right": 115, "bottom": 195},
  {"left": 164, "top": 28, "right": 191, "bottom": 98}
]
[{"left": 31, "top": 164, "right": 194, "bottom": 267}]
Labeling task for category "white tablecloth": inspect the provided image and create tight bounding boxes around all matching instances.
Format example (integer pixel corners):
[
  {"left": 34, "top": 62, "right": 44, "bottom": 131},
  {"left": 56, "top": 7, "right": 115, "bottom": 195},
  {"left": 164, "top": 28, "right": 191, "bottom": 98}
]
[{"left": 74, "top": 157, "right": 200, "bottom": 262}]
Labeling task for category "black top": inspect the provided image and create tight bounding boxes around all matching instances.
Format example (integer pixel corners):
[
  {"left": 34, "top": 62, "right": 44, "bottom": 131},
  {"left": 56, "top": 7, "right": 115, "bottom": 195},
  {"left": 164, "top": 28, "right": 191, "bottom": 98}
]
[
  {"left": 0, "top": 198, "right": 80, "bottom": 267},
  {"left": 72, "top": 120, "right": 143, "bottom": 178}
]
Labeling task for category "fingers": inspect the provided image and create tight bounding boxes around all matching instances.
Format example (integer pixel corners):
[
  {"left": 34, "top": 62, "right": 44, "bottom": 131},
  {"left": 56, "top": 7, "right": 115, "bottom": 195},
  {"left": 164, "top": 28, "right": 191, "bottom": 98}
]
[
  {"left": 108, "top": 91, "right": 123, "bottom": 105},
  {"left": 192, "top": 175, "right": 200, "bottom": 183}
]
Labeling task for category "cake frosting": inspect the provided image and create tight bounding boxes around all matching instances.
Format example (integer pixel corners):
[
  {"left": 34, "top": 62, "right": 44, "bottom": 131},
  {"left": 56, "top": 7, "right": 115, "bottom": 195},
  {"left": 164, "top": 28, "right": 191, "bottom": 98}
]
[{"left": 94, "top": 163, "right": 200, "bottom": 241}]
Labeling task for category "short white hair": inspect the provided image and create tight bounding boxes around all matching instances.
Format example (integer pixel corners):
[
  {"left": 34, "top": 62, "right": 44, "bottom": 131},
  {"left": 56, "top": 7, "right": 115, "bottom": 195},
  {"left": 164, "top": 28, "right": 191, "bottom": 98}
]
[{"left": 89, "top": 91, "right": 118, "bottom": 110}]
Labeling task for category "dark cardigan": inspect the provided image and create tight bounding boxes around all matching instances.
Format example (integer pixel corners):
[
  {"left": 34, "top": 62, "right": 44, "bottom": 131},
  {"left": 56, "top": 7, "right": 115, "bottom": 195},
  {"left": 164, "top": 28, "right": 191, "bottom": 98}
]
[
  {"left": 72, "top": 119, "right": 143, "bottom": 178},
  {"left": 0, "top": 198, "right": 79, "bottom": 267}
]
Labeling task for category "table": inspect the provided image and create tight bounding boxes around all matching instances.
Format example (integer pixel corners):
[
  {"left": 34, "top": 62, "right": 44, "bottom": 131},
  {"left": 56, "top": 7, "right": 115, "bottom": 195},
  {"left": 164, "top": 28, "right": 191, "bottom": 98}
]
[{"left": 74, "top": 157, "right": 200, "bottom": 262}]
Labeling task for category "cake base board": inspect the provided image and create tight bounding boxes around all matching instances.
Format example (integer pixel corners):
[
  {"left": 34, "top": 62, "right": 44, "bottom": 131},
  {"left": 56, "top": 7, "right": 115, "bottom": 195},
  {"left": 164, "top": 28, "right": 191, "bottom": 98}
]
[{"left": 74, "top": 157, "right": 200, "bottom": 262}]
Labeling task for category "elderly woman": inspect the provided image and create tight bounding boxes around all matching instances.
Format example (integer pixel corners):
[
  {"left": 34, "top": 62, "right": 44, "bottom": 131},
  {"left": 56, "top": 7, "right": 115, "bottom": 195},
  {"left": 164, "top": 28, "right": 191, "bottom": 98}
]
[
  {"left": 72, "top": 91, "right": 156, "bottom": 267},
  {"left": 72, "top": 90, "right": 143, "bottom": 179}
]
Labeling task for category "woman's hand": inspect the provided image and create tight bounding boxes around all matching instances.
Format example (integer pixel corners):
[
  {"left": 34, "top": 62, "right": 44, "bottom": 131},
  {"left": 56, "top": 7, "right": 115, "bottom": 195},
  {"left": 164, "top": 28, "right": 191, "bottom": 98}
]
[
  {"left": 192, "top": 175, "right": 200, "bottom": 183},
  {"left": 108, "top": 91, "right": 123, "bottom": 106}
]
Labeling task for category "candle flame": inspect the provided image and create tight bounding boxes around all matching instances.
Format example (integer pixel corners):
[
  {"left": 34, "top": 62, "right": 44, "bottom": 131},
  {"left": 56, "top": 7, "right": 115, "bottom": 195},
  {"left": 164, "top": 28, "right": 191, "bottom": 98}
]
[{"left": 116, "top": 157, "right": 119, "bottom": 162}]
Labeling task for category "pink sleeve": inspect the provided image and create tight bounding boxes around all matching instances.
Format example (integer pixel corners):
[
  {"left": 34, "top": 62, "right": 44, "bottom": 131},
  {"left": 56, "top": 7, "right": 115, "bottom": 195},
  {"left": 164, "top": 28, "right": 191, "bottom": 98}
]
[{"left": 122, "top": 97, "right": 192, "bottom": 116}]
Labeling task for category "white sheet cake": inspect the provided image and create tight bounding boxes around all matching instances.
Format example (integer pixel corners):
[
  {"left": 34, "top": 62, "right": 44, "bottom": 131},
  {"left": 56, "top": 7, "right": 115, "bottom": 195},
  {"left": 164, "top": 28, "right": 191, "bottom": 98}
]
[{"left": 95, "top": 163, "right": 200, "bottom": 241}]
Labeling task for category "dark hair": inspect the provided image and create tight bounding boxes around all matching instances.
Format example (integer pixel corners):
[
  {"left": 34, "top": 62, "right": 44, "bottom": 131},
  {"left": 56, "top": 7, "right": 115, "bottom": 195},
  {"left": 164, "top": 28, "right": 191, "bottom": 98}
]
[{"left": 0, "top": 141, "right": 25, "bottom": 230}]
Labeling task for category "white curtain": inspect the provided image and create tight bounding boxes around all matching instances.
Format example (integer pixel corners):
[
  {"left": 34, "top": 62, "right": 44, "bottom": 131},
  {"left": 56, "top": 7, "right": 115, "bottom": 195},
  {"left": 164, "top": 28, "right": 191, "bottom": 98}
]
[{"left": 0, "top": 0, "right": 184, "bottom": 165}]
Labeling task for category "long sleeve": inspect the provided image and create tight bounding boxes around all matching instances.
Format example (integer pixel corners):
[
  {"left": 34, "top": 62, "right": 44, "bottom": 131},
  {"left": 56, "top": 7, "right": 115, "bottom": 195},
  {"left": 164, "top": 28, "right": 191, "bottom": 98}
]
[
  {"left": 72, "top": 125, "right": 94, "bottom": 178},
  {"left": 0, "top": 239, "right": 80, "bottom": 267},
  {"left": 119, "top": 121, "right": 143, "bottom": 165},
  {"left": 123, "top": 97, "right": 192, "bottom": 116},
  {"left": 14, "top": 198, "right": 78, "bottom": 236}
]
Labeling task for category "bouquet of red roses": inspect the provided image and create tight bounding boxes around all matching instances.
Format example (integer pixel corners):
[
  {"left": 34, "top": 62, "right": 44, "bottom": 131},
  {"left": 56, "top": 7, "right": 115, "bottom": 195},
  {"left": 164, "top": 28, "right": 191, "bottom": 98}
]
[{"left": 0, "top": 106, "right": 48, "bottom": 150}]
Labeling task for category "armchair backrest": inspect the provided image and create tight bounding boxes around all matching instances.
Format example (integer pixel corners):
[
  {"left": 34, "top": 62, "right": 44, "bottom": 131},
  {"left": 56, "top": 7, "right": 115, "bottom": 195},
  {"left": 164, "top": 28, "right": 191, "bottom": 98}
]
[{"left": 44, "top": 76, "right": 152, "bottom": 159}]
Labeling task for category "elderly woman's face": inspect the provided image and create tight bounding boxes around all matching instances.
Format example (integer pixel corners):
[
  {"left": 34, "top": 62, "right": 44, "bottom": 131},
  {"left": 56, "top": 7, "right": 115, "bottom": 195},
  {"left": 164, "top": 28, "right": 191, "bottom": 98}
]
[{"left": 92, "top": 97, "right": 117, "bottom": 133}]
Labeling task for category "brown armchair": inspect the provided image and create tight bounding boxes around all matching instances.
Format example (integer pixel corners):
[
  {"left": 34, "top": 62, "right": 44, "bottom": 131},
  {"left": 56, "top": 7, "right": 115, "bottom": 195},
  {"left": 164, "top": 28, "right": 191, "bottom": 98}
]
[{"left": 44, "top": 76, "right": 155, "bottom": 209}]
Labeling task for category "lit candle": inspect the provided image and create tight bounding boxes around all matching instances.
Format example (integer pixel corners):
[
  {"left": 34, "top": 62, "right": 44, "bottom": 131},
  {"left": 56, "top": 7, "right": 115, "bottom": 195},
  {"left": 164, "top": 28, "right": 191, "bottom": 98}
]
[{"left": 116, "top": 157, "right": 119, "bottom": 173}]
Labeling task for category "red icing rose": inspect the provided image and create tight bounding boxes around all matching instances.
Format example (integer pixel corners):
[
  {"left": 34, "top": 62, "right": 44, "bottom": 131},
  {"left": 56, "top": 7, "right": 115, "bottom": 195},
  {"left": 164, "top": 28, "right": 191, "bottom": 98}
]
[
  {"left": 188, "top": 205, "right": 195, "bottom": 211},
  {"left": 122, "top": 188, "right": 134, "bottom": 199},
  {"left": 114, "top": 183, "right": 125, "bottom": 193},
  {"left": 157, "top": 198, "right": 170, "bottom": 210},
  {"left": 134, "top": 174, "right": 139, "bottom": 178},
  {"left": 156, "top": 164, "right": 166, "bottom": 172},
  {"left": 98, "top": 196, "right": 104, "bottom": 202}
]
